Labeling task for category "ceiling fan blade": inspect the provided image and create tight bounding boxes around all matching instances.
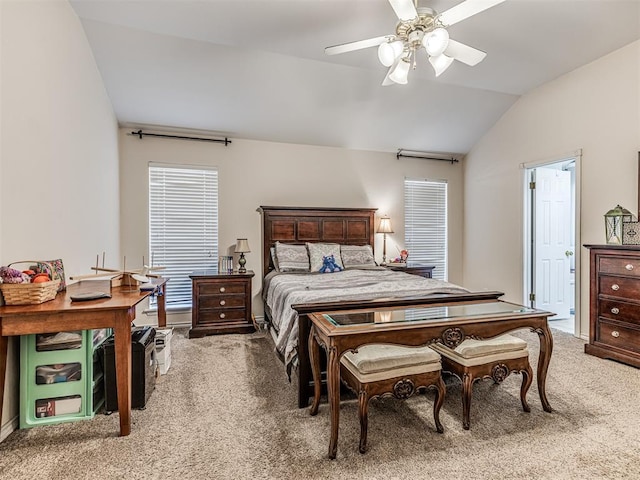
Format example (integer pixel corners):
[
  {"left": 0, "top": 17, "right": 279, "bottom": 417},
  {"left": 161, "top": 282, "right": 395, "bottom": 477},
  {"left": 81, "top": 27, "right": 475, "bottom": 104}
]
[
  {"left": 388, "top": 0, "right": 418, "bottom": 21},
  {"left": 439, "top": 0, "right": 506, "bottom": 27},
  {"left": 325, "top": 36, "right": 389, "bottom": 55},
  {"left": 444, "top": 39, "right": 487, "bottom": 66}
]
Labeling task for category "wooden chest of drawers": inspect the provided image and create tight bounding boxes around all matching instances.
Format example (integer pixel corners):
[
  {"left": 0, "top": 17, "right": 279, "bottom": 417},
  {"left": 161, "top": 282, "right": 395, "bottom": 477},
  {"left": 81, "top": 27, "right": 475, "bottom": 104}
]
[
  {"left": 585, "top": 245, "right": 640, "bottom": 367},
  {"left": 189, "top": 270, "right": 255, "bottom": 337}
]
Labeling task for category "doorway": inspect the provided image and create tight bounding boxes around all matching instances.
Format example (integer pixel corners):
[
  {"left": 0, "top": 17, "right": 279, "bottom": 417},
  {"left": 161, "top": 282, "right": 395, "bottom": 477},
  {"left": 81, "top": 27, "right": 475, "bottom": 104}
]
[{"left": 524, "top": 154, "right": 580, "bottom": 336}]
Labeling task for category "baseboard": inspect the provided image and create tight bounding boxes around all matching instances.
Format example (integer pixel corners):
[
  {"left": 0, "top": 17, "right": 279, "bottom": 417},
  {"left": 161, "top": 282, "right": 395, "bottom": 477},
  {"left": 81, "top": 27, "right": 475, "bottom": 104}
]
[{"left": 0, "top": 415, "right": 18, "bottom": 443}]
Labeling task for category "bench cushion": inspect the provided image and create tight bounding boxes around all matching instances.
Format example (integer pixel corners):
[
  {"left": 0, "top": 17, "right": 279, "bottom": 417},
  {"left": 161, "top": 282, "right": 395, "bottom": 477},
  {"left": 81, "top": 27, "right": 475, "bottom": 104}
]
[
  {"left": 341, "top": 344, "right": 441, "bottom": 383},
  {"left": 430, "top": 334, "right": 528, "bottom": 367}
]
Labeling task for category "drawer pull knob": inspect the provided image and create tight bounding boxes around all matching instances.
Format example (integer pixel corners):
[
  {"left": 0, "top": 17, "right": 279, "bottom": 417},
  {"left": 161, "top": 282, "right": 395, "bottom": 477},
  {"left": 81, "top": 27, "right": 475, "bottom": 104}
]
[
  {"left": 220, "top": 300, "right": 226, "bottom": 306},
  {"left": 626, "top": 264, "right": 634, "bottom": 271},
  {"left": 611, "top": 284, "right": 620, "bottom": 291},
  {"left": 220, "top": 313, "right": 226, "bottom": 319},
  {"left": 611, "top": 330, "right": 620, "bottom": 338},
  {"left": 219, "top": 287, "right": 226, "bottom": 293},
  {"left": 611, "top": 307, "right": 620, "bottom": 315}
]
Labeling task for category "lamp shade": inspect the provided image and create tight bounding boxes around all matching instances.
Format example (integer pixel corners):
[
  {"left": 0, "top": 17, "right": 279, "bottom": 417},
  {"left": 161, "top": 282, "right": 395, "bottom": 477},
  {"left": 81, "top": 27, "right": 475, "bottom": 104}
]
[
  {"left": 388, "top": 58, "right": 410, "bottom": 85},
  {"left": 377, "top": 216, "right": 394, "bottom": 234},
  {"left": 429, "top": 54, "right": 454, "bottom": 77},
  {"left": 377, "top": 40, "right": 403, "bottom": 67},
  {"left": 235, "top": 238, "right": 251, "bottom": 253},
  {"left": 423, "top": 27, "right": 450, "bottom": 57}
]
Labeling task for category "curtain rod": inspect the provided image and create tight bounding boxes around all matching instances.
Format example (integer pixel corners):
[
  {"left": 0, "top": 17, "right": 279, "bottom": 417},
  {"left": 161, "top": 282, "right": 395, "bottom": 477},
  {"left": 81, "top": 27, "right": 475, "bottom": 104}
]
[
  {"left": 130, "top": 129, "right": 231, "bottom": 146},
  {"left": 396, "top": 149, "right": 459, "bottom": 164}
]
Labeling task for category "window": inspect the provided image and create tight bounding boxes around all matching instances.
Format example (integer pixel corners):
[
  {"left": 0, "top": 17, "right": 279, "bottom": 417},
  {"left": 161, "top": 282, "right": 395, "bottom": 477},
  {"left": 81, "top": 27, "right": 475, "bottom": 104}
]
[
  {"left": 404, "top": 179, "right": 448, "bottom": 281},
  {"left": 149, "top": 164, "right": 218, "bottom": 309}
]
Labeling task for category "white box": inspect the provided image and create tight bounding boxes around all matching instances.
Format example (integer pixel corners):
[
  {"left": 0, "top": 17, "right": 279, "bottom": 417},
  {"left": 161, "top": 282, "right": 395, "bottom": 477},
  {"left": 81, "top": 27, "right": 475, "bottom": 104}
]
[
  {"left": 156, "top": 345, "right": 172, "bottom": 375},
  {"left": 155, "top": 328, "right": 173, "bottom": 375},
  {"left": 155, "top": 328, "right": 173, "bottom": 349}
]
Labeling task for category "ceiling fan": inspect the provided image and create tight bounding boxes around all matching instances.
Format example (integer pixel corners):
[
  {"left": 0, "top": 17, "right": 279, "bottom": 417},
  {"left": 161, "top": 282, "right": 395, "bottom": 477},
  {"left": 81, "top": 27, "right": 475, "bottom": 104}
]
[{"left": 325, "top": 0, "right": 506, "bottom": 85}]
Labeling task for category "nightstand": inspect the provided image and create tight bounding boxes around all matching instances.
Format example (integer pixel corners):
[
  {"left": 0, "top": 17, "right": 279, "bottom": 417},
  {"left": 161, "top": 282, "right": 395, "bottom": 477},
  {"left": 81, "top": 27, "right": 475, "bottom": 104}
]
[
  {"left": 383, "top": 264, "right": 435, "bottom": 278},
  {"left": 189, "top": 270, "right": 255, "bottom": 337}
]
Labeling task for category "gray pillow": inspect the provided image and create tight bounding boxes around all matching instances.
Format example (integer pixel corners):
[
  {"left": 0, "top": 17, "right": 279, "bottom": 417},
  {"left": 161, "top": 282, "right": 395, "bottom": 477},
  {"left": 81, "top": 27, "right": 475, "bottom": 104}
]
[
  {"left": 340, "top": 245, "right": 376, "bottom": 269},
  {"left": 274, "top": 242, "right": 310, "bottom": 272}
]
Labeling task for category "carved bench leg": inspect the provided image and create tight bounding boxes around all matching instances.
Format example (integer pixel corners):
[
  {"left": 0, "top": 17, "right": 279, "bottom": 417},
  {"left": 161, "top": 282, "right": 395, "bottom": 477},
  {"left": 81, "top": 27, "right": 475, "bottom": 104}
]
[{"left": 520, "top": 363, "right": 533, "bottom": 413}]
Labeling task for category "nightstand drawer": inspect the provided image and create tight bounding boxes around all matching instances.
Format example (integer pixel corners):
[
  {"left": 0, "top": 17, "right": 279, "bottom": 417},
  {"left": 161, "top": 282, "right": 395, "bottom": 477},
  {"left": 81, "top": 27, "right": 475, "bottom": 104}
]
[
  {"left": 199, "top": 295, "right": 246, "bottom": 309},
  {"left": 198, "top": 309, "right": 247, "bottom": 324},
  {"left": 596, "top": 320, "right": 640, "bottom": 354},
  {"left": 197, "top": 283, "right": 246, "bottom": 295},
  {"left": 598, "top": 275, "right": 640, "bottom": 300},
  {"left": 598, "top": 298, "right": 640, "bottom": 326},
  {"left": 599, "top": 256, "right": 640, "bottom": 277}
]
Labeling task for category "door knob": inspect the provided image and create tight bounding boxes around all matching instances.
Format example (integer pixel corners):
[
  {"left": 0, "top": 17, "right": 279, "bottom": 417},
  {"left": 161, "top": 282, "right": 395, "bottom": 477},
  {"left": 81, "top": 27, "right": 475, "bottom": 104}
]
[{"left": 565, "top": 250, "right": 574, "bottom": 257}]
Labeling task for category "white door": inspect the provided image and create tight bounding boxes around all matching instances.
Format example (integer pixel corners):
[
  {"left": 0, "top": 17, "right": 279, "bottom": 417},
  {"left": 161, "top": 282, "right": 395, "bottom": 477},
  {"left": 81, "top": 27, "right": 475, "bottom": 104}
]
[{"left": 533, "top": 167, "right": 572, "bottom": 319}]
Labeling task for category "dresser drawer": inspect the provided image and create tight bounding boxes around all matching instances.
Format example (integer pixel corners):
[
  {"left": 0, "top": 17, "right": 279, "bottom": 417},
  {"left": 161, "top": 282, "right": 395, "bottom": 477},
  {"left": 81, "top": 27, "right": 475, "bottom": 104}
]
[
  {"left": 198, "top": 308, "right": 247, "bottom": 324},
  {"left": 596, "top": 320, "right": 640, "bottom": 354},
  {"left": 598, "top": 275, "right": 640, "bottom": 300},
  {"left": 598, "top": 298, "right": 640, "bottom": 326},
  {"left": 198, "top": 295, "right": 246, "bottom": 309},
  {"left": 598, "top": 256, "right": 640, "bottom": 277},
  {"left": 197, "top": 283, "right": 246, "bottom": 295}
]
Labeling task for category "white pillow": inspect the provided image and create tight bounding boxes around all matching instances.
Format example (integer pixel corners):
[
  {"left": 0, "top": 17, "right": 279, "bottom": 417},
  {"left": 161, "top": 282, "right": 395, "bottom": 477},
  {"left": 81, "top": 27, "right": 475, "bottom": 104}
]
[{"left": 307, "top": 243, "right": 343, "bottom": 273}]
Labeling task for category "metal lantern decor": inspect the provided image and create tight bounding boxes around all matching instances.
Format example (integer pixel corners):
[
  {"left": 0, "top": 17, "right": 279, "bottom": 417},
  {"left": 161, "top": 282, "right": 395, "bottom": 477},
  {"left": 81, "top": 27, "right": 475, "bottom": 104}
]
[{"left": 604, "top": 205, "right": 635, "bottom": 244}]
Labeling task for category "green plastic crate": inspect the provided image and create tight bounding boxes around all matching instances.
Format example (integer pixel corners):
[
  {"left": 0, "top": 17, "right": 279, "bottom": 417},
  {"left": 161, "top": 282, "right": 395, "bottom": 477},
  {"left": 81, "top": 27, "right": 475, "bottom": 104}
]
[{"left": 20, "top": 329, "right": 110, "bottom": 429}]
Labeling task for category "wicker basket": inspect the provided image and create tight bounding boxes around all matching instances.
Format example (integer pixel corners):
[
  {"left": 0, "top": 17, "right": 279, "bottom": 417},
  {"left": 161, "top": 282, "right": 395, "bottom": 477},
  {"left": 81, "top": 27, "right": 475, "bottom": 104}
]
[{"left": 0, "top": 261, "right": 61, "bottom": 305}]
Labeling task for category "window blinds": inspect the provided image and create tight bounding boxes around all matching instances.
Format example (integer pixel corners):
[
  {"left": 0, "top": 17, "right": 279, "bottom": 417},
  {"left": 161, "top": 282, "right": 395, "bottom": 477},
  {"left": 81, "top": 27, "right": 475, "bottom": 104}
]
[
  {"left": 149, "top": 164, "right": 218, "bottom": 309},
  {"left": 404, "top": 179, "right": 448, "bottom": 281}
]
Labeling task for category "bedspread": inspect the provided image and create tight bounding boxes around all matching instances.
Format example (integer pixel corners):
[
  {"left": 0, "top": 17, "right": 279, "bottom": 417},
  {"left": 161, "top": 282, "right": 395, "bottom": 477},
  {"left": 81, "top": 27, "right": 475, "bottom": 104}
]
[{"left": 263, "top": 268, "right": 469, "bottom": 374}]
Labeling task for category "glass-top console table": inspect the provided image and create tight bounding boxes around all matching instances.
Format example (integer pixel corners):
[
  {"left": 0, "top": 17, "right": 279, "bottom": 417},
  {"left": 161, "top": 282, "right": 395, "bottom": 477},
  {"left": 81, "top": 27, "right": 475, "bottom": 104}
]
[{"left": 307, "top": 300, "right": 554, "bottom": 459}]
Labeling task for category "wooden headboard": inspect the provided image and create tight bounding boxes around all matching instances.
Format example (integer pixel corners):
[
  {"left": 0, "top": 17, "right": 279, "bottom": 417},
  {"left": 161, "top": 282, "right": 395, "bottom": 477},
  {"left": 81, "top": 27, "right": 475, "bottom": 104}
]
[{"left": 258, "top": 206, "right": 377, "bottom": 277}]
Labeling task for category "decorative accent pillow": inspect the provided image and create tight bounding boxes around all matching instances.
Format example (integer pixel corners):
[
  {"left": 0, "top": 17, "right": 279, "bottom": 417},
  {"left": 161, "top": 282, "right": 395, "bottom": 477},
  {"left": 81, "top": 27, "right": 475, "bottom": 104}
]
[
  {"left": 307, "top": 243, "right": 343, "bottom": 272},
  {"left": 274, "top": 242, "right": 309, "bottom": 272},
  {"left": 340, "top": 245, "right": 376, "bottom": 269}
]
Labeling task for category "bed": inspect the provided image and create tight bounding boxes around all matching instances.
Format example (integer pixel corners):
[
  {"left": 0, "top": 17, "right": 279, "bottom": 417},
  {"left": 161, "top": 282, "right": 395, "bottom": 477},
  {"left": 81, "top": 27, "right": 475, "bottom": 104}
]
[{"left": 258, "top": 206, "right": 503, "bottom": 407}]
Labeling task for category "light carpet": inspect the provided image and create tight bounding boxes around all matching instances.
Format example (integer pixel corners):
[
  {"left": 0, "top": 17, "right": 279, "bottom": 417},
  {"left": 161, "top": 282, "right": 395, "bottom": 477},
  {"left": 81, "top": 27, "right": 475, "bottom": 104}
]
[{"left": 0, "top": 327, "right": 639, "bottom": 480}]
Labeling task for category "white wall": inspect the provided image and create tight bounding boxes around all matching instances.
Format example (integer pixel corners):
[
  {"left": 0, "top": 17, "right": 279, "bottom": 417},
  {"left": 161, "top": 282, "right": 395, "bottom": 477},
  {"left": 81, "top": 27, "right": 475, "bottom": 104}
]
[
  {"left": 0, "top": 1, "right": 120, "bottom": 438},
  {"left": 119, "top": 131, "right": 465, "bottom": 323},
  {"left": 463, "top": 41, "right": 640, "bottom": 337}
]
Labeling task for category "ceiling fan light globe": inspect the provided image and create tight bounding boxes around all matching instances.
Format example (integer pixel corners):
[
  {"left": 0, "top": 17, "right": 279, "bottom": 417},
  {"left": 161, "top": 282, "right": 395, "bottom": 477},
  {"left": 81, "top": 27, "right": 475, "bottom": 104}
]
[
  {"left": 429, "top": 54, "right": 454, "bottom": 77},
  {"left": 389, "top": 58, "right": 410, "bottom": 84},
  {"left": 423, "top": 27, "right": 450, "bottom": 57},
  {"left": 378, "top": 43, "right": 396, "bottom": 67}
]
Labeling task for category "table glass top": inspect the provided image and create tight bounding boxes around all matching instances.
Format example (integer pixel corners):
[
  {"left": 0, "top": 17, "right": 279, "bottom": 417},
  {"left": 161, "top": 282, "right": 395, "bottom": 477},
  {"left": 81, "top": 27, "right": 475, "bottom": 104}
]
[{"left": 322, "top": 301, "right": 536, "bottom": 327}]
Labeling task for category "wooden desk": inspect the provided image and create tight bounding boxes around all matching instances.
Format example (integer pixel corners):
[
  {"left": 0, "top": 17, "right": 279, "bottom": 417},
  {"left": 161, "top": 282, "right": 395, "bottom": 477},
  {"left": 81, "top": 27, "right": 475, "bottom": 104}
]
[
  {"left": 307, "top": 301, "right": 554, "bottom": 459},
  {"left": 0, "top": 278, "right": 167, "bottom": 436}
]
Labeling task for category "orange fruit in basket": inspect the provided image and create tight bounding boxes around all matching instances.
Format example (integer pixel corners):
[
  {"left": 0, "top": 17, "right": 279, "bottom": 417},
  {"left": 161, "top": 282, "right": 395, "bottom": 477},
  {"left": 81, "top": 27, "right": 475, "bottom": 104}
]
[{"left": 32, "top": 273, "right": 50, "bottom": 283}]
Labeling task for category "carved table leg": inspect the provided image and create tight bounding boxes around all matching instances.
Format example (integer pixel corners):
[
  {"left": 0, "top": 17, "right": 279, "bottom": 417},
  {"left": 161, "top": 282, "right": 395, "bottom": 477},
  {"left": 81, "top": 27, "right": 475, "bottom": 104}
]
[
  {"left": 327, "top": 343, "right": 340, "bottom": 460},
  {"left": 536, "top": 323, "right": 554, "bottom": 412},
  {"left": 308, "top": 325, "right": 321, "bottom": 416},
  {"left": 358, "top": 390, "right": 368, "bottom": 454},
  {"left": 461, "top": 372, "right": 473, "bottom": 430},
  {"left": 433, "top": 376, "right": 446, "bottom": 434}
]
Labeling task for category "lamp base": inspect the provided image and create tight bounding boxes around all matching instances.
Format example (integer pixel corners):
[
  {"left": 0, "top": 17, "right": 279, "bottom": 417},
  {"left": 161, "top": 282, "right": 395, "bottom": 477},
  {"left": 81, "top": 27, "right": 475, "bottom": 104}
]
[{"left": 238, "top": 253, "right": 247, "bottom": 274}]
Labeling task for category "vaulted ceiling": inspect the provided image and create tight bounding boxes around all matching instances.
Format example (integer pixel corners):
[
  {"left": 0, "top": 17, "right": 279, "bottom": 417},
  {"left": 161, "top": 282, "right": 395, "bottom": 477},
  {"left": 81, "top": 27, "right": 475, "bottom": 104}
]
[{"left": 70, "top": 0, "right": 640, "bottom": 154}]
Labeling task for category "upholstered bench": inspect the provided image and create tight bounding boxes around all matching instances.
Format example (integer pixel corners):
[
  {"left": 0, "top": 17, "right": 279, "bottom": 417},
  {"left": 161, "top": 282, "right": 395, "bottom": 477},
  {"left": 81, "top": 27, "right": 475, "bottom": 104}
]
[
  {"left": 430, "top": 334, "right": 533, "bottom": 430},
  {"left": 340, "top": 344, "right": 445, "bottom": 453}
]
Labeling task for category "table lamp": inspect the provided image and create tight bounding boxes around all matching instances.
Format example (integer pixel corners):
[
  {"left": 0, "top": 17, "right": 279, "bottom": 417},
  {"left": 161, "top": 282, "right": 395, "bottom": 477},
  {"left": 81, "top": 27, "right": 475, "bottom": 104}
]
[
  {"left": 235, "top": 238, "right": 251, "bottom": 273},
  {"left": 376, "top": 216, "right": 394, "bottom": 265}
]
